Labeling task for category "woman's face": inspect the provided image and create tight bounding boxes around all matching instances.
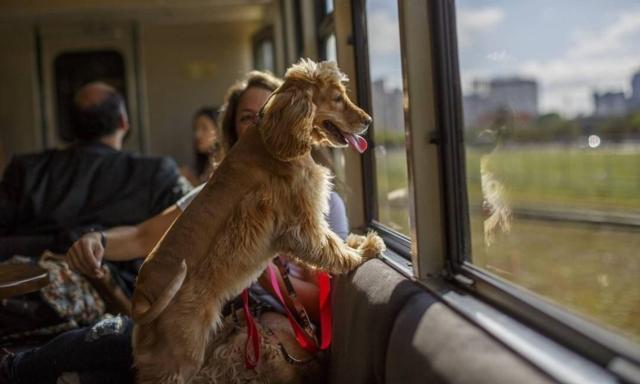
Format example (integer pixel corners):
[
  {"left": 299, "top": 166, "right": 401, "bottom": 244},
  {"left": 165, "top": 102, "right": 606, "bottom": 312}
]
[
  {"left": 193, "top": 115, "right": 218, "bottom": 153},
  {"left": 235, "top": 87, "right": 273, "bottom": 138}
]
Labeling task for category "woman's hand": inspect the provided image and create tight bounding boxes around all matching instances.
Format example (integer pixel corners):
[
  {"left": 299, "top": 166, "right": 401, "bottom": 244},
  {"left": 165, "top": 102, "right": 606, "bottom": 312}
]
[{"left": 66, "top": 232, "right": 105, "bottom": 278}]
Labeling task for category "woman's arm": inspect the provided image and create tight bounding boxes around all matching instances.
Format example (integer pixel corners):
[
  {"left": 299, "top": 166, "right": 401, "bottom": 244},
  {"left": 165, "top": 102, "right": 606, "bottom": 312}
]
[{"left": 66, "top": 205, "right": 180, "bottom": 277}]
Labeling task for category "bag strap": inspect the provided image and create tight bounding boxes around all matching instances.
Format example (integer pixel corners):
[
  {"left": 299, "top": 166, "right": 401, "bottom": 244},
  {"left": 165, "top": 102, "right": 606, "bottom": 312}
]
[
  {"left": 271, "top": 257, "right": 318, "bottom": 344},
  {"left": 242, "top": 258, "right": 333, "bottom": 368},
  {"left": 267, "top": 258, "right": 333, "bottom": 351}
]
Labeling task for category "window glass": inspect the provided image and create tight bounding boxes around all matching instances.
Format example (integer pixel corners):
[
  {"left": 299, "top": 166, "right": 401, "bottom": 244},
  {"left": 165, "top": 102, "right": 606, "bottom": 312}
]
[
  {"left": 325, "top": 0, "right": 334, "bottom": 15},
  {"left": 366, "top": 0, "right": 410, "bottom": 236},
  {"left": 254, "top": 39, "right": 274, "bottom": 73},
  {"left": 456, "top": 0, "right": 640, "bottom": 342},
  {"left": 322, "top": 33, "right": 337, "bottom": 63}
]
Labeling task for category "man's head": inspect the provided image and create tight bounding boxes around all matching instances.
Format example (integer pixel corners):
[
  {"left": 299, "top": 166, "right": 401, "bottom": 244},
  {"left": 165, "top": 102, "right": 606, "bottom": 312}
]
[{"left": 72, "top": 82, "right": 129, "bottom": 148}]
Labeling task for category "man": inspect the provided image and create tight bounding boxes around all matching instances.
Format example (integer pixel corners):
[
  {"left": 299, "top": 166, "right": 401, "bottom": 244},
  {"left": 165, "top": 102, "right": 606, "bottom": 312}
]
[{"left": 0, "top": 82, "right": 189, "bottom": 261}]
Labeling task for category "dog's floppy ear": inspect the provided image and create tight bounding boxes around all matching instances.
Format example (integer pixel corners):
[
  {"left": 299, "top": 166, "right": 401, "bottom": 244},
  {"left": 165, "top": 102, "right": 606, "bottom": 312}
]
[{"left": 259, "top": 83, "right": 315, "bottom": 161}]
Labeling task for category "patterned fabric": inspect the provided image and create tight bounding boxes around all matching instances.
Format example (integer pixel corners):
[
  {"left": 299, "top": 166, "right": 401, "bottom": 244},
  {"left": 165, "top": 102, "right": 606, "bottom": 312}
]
[
  {"left": 191, "top": 309, "right": 325, "bottom": 384},
  {"left": 38, "top": 252, "right": 105, "bottom": 325},
  {"left": 0, "top": 252, "right": 105, "bottom": 343}
]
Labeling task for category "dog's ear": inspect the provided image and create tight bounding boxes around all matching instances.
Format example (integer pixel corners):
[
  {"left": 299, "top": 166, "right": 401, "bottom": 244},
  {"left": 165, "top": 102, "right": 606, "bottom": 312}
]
[{"left": 259, "top": 83, "right": 315, "bottom": 161}]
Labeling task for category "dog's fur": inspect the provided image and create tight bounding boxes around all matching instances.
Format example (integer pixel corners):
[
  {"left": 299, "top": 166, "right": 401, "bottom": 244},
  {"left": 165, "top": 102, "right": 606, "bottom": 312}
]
[{"left": 131, "top": 59, "right": 385, "bottom": 383}]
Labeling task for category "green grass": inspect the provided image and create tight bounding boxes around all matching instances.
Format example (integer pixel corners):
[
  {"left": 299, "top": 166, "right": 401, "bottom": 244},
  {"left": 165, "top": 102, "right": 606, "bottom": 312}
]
[
  {"left": 466, "top": 147, "right": 640, "bottom": 212},
  {"left": 374, "top": 147, "right": 411, "bottom": 235},
  {"left": 372, "top": 145, "right": 640, "bottom": 342}
]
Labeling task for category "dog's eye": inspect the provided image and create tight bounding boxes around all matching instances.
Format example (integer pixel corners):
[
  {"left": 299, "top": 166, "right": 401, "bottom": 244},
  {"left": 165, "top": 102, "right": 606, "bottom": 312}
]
[{"left": 333, "top": 95, "right": 343, "bottom": 103}]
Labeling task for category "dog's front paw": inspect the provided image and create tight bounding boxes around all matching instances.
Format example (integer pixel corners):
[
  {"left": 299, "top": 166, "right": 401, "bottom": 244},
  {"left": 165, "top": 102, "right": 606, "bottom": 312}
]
[
  {"left": 347, "top": 231, "right": 386, "bottom": 260},
  {"left": 346, "top": 233, "right": 367, "bottom": 249}
]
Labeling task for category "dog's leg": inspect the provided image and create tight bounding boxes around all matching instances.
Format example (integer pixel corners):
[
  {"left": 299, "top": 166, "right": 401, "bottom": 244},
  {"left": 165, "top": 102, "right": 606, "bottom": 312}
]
[
  {"left": 133, "top": 301, "right": 215, "bottom": 384},
  {"left": 283, "top": 229, "right": 385, "bottom": 274}
]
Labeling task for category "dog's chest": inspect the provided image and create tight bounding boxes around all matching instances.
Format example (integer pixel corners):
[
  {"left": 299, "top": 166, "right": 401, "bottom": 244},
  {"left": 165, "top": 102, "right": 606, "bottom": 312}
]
[{"left": 279, "top": 165, "right": 330, "bottom": 218}]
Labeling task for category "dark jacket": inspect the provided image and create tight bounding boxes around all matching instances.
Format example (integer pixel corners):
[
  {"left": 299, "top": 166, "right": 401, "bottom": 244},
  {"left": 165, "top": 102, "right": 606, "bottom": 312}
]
[{"left": 0, "top": 142, "right": 189, "bottom": 258}]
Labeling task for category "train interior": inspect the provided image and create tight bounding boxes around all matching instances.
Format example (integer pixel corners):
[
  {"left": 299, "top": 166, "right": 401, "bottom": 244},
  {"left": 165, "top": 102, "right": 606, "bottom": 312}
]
[{"left": 1, "top": 0, "right": 639, "bottom": 383}]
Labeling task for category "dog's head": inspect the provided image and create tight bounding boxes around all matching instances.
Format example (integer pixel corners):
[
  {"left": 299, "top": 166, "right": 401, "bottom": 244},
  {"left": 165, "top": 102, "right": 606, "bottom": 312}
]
[{"left": 259, "top": 59, "right": 372, "bottom": 161}]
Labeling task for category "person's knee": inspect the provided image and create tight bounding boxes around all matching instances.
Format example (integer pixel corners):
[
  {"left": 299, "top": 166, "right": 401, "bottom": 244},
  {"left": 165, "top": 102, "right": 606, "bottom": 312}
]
[{"left": 84, "top": 316, "right": 130, "bottom": 343}]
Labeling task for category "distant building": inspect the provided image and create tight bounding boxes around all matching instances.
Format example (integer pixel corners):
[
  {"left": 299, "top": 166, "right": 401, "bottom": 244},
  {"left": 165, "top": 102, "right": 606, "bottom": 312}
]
[
  {"left": 593, "top": 92, "right": 627, "bottom": 117},
  {"left": 462, "top": 77, "right": 538, "bottom": 128},
  {"left": 370, "top": 79, "right": 404, "bottom": 133},
  {"left": 627, "top": 71, "right": 640, "bottom": 112},
  {"left": 593, "top": 70, "right": 640, "bottom": 117}
]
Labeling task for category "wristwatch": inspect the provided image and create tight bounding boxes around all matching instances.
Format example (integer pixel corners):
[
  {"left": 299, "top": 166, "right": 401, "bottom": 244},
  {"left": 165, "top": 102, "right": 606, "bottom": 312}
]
[{"left": 98, "top": 231, "right": 107, "bottom": 248}]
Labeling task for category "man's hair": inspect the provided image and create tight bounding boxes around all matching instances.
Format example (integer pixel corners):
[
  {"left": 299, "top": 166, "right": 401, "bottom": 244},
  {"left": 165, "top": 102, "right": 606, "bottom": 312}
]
[{"left": 71, "top": 89, "right": 125, "bottom": 141}]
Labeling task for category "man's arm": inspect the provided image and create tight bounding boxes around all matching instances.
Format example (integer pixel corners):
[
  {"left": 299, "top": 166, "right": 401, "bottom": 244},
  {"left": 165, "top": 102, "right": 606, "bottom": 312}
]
[{"left": 66, "top": 204, "right": 181, "bottom": 277}]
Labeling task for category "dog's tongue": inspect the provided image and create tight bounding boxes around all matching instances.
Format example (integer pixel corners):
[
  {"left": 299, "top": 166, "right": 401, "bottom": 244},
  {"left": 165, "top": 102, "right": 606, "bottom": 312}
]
[{"left": 346, "top": 134, "right": 368, "bottom": 154}]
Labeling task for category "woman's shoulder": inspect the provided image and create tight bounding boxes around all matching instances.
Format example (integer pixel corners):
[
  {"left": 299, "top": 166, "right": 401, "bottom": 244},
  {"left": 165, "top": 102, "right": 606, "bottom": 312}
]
[{"left": 327, "top": 191, "right": 348, "bottom": 240}]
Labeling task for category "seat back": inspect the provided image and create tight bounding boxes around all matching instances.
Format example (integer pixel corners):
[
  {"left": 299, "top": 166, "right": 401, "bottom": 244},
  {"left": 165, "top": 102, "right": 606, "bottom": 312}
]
[{"left": 330, "top": 259, "right": 552, "bottom": 384}]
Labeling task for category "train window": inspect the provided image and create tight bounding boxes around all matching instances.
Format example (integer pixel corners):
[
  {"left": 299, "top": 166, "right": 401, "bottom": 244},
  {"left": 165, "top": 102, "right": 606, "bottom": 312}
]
[
  {"left": 364, "top": 0, "right": 410, "bottom": 237},
  {"left": 316, "top": 0, "right": 335, "bottom": 63},
  {"left": 252, "top": 26, "right": 275, "bottom": 73},
  {"left": 455, "top": 1, "right": 640, "bottom": 343},
  {"left": 54, "top": 50, "right": 127, "bottom": 142},
  {"left": 317, "top": 0, "right": 334, "bottom": 18},
  {"left": 325, "top": 0, "right": 334, "bottom": 15},
  {"left": 321, "top": 33, "right": 337, "bottom": 63}
]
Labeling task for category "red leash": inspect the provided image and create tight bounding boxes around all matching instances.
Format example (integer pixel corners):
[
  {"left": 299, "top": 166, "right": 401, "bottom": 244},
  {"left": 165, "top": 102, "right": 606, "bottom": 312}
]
[
  {"left": 241, "top": 260, "right": 333, "bottom": 368},
  {"left": 241, "top": 289, "right": 261, "bottom": 368},
  {"left": 317, "top": 271, "right": 333, "bottom": 350}
]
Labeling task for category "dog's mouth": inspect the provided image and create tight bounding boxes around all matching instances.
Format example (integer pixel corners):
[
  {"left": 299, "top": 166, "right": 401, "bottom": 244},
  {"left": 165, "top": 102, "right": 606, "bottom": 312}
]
[{"left": 322, "top": 121, "right": 368, "bottom": 154}]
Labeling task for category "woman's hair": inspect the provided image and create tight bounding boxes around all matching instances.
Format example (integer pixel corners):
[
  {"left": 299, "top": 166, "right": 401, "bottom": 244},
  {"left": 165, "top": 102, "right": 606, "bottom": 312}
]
[
  {"left": 193, "top": 106, "right": 221, "bottom": 178},
  {"left": 220, "top": 71, "right": 283, "bottom": 151},
  {"left": 219, "top": 70, "right": 346, "bottom": 194}
]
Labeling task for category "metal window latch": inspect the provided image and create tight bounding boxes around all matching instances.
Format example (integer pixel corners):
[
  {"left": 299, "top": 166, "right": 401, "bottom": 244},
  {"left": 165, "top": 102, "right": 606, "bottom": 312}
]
[{"left": 453, "top": 274, "right": 474, "bottom": 287}]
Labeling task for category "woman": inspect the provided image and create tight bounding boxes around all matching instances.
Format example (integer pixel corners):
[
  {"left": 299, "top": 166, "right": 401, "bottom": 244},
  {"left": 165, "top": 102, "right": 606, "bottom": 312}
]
[
  {"left": 0, "top": 71, "right": 348, "bottom": 384},
  {"left": 181, "top": 107, "right": 224, "bottom": 185}
]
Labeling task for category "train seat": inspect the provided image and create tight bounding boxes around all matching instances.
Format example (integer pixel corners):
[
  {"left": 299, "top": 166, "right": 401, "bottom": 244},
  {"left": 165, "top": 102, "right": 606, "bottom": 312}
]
[{"left": 330, "top": 259, "right": 552, "bottom": 384}]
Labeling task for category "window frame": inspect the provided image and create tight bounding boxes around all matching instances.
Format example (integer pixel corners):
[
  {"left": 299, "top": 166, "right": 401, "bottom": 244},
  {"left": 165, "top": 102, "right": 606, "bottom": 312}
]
[
  {"left": 351, "top": 0, "right": 413, "bottom": 257},
  {"left": 430, "top": 0, "right": 640, "bottom": 379}
]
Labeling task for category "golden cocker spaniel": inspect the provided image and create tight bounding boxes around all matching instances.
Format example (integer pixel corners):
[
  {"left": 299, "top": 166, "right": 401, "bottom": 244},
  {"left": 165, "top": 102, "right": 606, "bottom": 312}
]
[{"left": 131, "top": 59, "right": 385, "bottom": 383}]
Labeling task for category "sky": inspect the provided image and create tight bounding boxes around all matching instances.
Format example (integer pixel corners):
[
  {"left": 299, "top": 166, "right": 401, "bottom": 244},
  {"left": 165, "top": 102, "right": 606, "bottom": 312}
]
[
  {"left": 366, "top": 0, "right": 404, "bottom": 91},
  {"left": 366, "top": 0, "right": 640, "bottom": 118},
  {"left": 456, "top": 0, "right": 640, "bottom": 117}
]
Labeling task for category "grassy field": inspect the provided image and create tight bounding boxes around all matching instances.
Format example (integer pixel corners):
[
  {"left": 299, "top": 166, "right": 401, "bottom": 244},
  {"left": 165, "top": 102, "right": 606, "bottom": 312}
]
[
  {"left": 373, "top": 145, "right": 640, "bottom": 342},
  {"left": 465, "top": 146, "right": 640, "bottom": 213}
]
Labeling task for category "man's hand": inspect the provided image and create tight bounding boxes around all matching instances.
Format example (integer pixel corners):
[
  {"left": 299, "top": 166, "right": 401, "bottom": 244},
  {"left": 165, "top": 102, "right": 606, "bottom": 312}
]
[{"left": 67, "top": 232, "right": 105, "bottom": 278}]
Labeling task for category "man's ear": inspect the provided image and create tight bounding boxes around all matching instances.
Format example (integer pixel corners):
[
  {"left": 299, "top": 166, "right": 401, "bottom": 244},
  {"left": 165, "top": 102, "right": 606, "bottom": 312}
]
[
  {"left": 118, "top": 107, "right": 130, "bottom": 133},
  {"left": 259, "top": 85, "right": 315, "bottom": 161}
]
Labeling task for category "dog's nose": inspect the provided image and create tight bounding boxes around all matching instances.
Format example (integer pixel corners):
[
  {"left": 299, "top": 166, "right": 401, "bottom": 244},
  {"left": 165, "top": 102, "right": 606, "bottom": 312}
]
[{"left": 362, "top": 116, "right": 373, "bottom": 128}]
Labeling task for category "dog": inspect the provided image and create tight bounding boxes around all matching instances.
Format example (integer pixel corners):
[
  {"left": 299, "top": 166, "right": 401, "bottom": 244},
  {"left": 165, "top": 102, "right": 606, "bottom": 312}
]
[{"left": 131, "top": 59, "right": 385, "bottom": 383}]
